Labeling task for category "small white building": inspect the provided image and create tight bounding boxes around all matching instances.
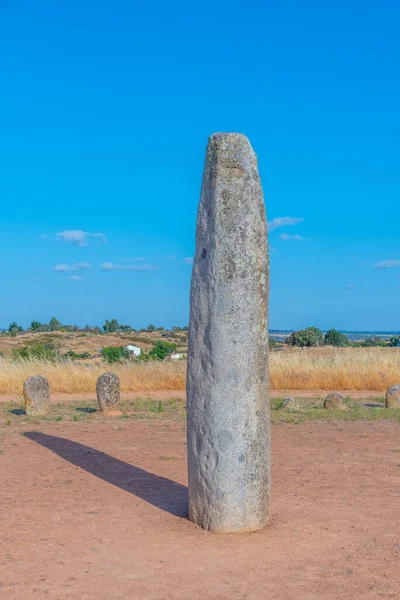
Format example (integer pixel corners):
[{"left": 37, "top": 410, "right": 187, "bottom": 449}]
[
  {"left": 124, "top": 345, "right": 141, "bottom": 357},
  {"left": 165, "top": 352, "right": 185, "bottom": 361}
]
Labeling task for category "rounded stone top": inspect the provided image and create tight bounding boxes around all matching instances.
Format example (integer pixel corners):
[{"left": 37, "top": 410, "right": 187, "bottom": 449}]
[
  {"left": 207, "top": 132, "right": 257, "bottom": 167},
  {"left": 324, "top": 392, "right": 347, "bottom": 411},
  {"left": 24, "top": 375, "right": 50, "bottom": 391},
  {"left": 97, "top": 371, "right": 119, "bottom": 383},
  {"left": 387, "top": 384, "right": 400, "bottom": 393},
  {"left": 282, "top": 396, "right": 300, "bottom": 412},
  {"left": 386, "top": 384, "right": 400, "bottom": 408}
]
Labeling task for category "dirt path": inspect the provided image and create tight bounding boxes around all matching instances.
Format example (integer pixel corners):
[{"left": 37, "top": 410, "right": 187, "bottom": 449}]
[
  {"left": 0, "top": 388, "right": 385, "bottom": 404},
  {"left": 1, "top": 419, "right": 399, "bottom": 599}
]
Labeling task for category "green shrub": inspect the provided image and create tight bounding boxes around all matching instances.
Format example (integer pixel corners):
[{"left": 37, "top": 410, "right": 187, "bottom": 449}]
[
  {"left": 101, "top": 346, "right": 131, "bottom": 363},
  {"left": 12, "top": 344, "right": 60, "bottom": 362},
  {"left": 64, "top": 350, "right": 91, "bottom": 360},
  {"left": 149, "top": 341, "right": 177, "bottom": 360}
]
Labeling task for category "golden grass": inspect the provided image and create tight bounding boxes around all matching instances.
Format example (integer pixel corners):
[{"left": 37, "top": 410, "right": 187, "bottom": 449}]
[
  {"left": 270, "top": 347, "right": 400, "bottom": 391},
  {"left": 0, "top": 360, "right": 186, "bottom": 394},
  {"left": 0, "top": 347, "right": 399, "bottom": 394}
]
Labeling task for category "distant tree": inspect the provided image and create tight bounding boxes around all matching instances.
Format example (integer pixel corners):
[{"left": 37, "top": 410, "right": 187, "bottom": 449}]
[
  {"left": 149, "top": 340, "right": 177, "bottom": 360},
  {"left": 389, "top": 336, "right": 400, "bottom": 347},
  {"left": 103, "top": 319, "right": 120, "bottom": 333},
  {"left": 156, "top": 326, "right": 164, "bottom": 331},
  {"left": 119, "top": 325, "right": 132, "bottom": 332},
  {"left": 8, "top": 322, "right": 24, "bottom": 336},
  {"left": 286, "top": 326, "right": 324, "bottom": 348},
  {"left": 49, "top": 317, "right": 62, "bottom": 331},
  {"left": 30, "top": 320, "right": 42, "bottom": 331},
  {"left": 362, "top": 337, "right": 387, "bottom": 347},
  {"left": 324, "top": 329, "right": 349, "bottom": 347},
  {"left": 305, "top": 327, "right": 324, "bottom": 345},
  {"left": 147, "top": 324, "right": 156, "bottom": 332}
]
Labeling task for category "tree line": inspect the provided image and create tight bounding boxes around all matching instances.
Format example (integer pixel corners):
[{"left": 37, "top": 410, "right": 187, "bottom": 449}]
[
  {"left": 285, "top": 327, "right": 400, "bottom": 348},
  {"left": 5, "top": 318, "right": 188, "bottom": 337}
]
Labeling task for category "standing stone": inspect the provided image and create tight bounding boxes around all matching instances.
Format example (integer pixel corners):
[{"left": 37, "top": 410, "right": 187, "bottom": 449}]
[
  {"left": 24, "top": 375, "right": 50, "bottom": 416},
  {"left": 96, "top": 372, "right": 120, "bottom": 412},
  {"left": 282, "top": 396, "right": 300, "bottom": 412},
  {"left": 386, "top": 384, "right": 400, "bottom": 408},
  {"left": 187, "top": 133, "right": 270, "bottom": 533},
  {"left": 324, "top": 392, "right": 347, "bottom": 411}
]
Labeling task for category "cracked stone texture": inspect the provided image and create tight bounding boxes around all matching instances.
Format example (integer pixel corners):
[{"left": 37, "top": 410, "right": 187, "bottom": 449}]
[
  {"left": 282, "top": 397, "right": 300, "bottom": 412},
  {"left": 96, "top": 372, "right": 120, "bottom": 412},
  {"left": 386, "top": 384, "right": 400, "bottom": 408},
  {"left": 187, "top": 132, "right": 270, "bottom": 533},
  {"left": 24, "top": 375, "right": 50, "bottom": 416},
  {"left": 324, "top": 393, "right": 347, "bottom": 411}
]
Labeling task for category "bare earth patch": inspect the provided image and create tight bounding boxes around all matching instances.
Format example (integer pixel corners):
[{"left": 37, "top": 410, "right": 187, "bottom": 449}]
[{"left": 1, "top": 418, "right": 399, "bottom": 599}]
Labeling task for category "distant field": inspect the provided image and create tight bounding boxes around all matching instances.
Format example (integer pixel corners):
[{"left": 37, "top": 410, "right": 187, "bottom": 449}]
[
  {"left": 0, "top": 330, "right": 188, "bottom": 357},
  {"left": 0, "top": 346, "right": 399, "bottom": 394}
]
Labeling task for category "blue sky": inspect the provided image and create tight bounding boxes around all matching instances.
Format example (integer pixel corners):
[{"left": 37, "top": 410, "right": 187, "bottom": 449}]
[{"left": 1, "top": 0, "right": 399, "bottom": 330}]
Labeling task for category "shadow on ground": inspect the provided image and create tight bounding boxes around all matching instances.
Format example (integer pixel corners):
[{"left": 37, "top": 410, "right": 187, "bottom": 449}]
[{"left": 24, "top": 431, "right": 188, "bottom": 518}]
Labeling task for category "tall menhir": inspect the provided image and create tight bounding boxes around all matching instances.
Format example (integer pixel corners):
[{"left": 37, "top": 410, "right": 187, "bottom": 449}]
[{"left": 187, "top": 133, "right": 270, "bottom": 533}]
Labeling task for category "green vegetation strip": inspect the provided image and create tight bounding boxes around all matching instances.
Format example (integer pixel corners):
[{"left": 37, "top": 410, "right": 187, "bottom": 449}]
[{"left": 0, "top": 396, "right": 399, "bottom": 426}]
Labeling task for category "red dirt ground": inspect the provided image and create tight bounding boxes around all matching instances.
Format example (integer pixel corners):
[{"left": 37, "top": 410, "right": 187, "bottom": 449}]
[{"left": 1, "top": 419, "right": 399, "bottom": 599}]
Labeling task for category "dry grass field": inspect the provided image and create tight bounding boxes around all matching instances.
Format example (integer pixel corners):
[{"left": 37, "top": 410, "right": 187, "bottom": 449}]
[
  {"left": 270, "top": 346, "right": 400, "bottom": 391},
  {"left": 0, "top": 345, "right": 399, "bottom": 394}
]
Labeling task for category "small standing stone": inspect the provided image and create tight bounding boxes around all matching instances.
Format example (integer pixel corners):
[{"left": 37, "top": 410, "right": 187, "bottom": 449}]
[
  {"left": 282, "top": 397, "right": 300, "bottom": 412},
  {"left": 96, "top": 372, "right": 120, "bottom": 411},
  {"left": 324, "top": 392, "right": 347, "bottom": 411},
  {"left": 24, "top": 375, "right": 50, "bottom": 416},
  {"left": 386, "top": 384, "right": 400, "bottom": 409}
]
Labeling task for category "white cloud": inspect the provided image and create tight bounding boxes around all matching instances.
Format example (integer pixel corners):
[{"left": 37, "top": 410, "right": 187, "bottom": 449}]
[
  {"left": 53, "top": 262, "right": 91, "bottom": 272},
  {"left": 100, "top": 262, "right": 160, "bottom": 272},
  {"left": 39, "top": 234, "right": 48, "bottom": 239},
  {"left": 184, "top": 257, "right": 194, "bottom": 264},
  {"left": 160, "top": 255, "right": 176, "bottom": 260},
  {"left": 56, "top": 230, "right": 107, "bottom": 246},
  {"left": 270, "top": 247, "right": 277, "bottom": 254},
  {"left": 372, "top": 260, "right": 400, "bottom": 269},
  {"left": 279, "top": 233, "right": 307, "bottom": 241},
  {"left": 68, "top": 275, "right": 84, "bottom": 281},
  {"left": 344, "top": 284, "right": 356, "bottom": 289},
  {"left": 31, "top": 277, "right": 44, "bottom": 282},
  {"left": 268, "top": 217, "right": 304, "bottom": 231}
]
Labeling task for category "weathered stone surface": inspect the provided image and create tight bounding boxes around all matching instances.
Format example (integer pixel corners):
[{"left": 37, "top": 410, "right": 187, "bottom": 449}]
[
  {"left": 324, "top": 393, "right": 347, "bottom": 411},
  {"left": 96, "top": 372, "right": 120, "bottom": 412},
  {"left": 24, "top": 375, "right": 50, "bottom": 416},
  {"left": 386, "top": 384, "right": 400, "bottom": 409},
  {"left": 187, "top": 133, "right": 270, "bottom": 533},
  {"left": 282, "top": 397, "right": 300, "bottom": 412}
]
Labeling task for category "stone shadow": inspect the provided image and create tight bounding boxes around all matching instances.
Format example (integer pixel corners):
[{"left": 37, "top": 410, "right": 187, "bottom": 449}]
[{"left": 24, "top": 431, "right": 188, "bottom": 518}]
